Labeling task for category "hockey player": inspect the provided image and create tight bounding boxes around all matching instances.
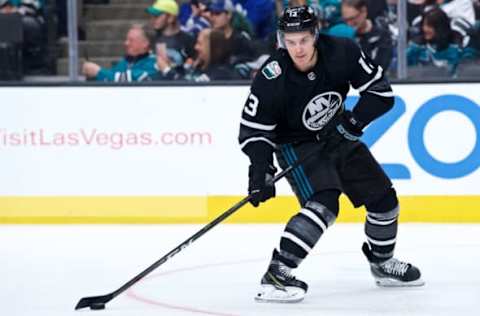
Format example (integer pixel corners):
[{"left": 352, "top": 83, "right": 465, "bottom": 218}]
[{"left": 238, "top": 5, "right": 425, "bottom": 303}]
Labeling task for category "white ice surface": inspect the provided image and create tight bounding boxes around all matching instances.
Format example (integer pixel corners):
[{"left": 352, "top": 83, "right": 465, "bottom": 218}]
[{"left": 1, "top": 224, "right": 479, "bottom": 316}]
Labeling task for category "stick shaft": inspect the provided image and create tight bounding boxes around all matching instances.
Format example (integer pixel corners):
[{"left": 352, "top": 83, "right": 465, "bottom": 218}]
[
  {"left": 110, "top": 161, "right": 298, "bottom": 298},
  {"left": 110, "top": 166, "right": 295, "bottom": 298},
  {"left": 79, "top": 146, "right": 320, "bottom": 306}
]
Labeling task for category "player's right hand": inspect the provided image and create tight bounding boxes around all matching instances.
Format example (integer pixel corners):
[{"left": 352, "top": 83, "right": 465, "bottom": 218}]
[{"left": 248, "top": 163, "right": 277, "bottom": 207}]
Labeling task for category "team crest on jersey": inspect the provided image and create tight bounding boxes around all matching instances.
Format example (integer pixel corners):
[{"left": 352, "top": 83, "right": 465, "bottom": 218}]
[
  {"left": 261, "top": 61, "right": 282, "bottom": 80},
  {"left": 303, "top": 92, "right": 343, "bottom": 131}
]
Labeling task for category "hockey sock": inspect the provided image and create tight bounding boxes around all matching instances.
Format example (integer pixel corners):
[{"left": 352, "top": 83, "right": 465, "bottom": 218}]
[
  {"left": 276, "top": 199, "right": 338, "bottom": 268},
  {"left": 364, "top": 188, "right": 399, "bottom": 261}
]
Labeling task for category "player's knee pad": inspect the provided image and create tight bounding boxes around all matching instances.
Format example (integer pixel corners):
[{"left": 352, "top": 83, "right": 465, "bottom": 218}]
[
  {"left": 310, "top": 189, "right": 341, "bottom": 218},
  {"left": 365, "top": 188, "right": 399, "bottom": 220},
  {"left": 303, "top": 200, "right": 338, "bottom": 228}
]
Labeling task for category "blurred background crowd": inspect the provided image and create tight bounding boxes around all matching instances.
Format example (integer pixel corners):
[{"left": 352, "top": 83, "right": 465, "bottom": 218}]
[{"left": 1, "top": 0, "right": 480, "bottom": 82}]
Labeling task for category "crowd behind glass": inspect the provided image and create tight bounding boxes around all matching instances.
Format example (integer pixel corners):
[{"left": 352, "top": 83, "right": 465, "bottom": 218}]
[{"left": 1, "top": 0, "right": 479, "bottom": 81}]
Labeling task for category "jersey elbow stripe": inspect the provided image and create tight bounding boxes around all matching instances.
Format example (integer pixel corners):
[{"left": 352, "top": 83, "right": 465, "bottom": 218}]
[
  {"left": 240, "top": 118, "right": 277, "bottom": 131},
  {"left": 367, "top": 90, "right": 394, "bottom": 98},
  {"left": 357, "top": 66, "right": 383, "bottom": 93},
  {"left": 240, "top": 137, "right": 276, "bottom": 150},
  {"left": 359, "top": 57, "right": 373, "bottom": 74}
]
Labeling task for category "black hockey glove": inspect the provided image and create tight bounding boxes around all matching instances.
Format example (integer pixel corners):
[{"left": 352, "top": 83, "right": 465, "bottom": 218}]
[
  {"left": 248, "top": 163, "right": 277, "bottom": 207},
  {"left": 323, "top": 111, "right": 364, "bottom": 151}
]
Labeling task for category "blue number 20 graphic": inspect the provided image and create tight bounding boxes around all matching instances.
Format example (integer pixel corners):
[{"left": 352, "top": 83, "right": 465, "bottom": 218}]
[{"left": 346, "top": 94, "right": 480, "bottom": 179}]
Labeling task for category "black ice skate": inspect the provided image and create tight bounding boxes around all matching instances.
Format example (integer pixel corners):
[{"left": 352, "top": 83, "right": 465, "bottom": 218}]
[
  {"left": 362, "top": 242, "right": 425, "bottom": 287},
  {"left": 255, "top": 261, "right": 308, "bottom": 303}
]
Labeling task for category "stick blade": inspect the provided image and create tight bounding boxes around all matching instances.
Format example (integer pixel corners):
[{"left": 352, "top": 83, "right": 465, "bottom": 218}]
[{"left": 75, "top": 294, "right": 113, "bottom": 310}]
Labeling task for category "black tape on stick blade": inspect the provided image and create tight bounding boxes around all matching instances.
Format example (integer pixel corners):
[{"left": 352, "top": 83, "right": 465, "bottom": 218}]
[{"left": 90, "top": 303, "right": 105, "bottom": 310}]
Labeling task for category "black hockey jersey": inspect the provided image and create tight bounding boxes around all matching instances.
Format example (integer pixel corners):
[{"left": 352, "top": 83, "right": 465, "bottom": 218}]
[{"left": 238, "top": 34, "right": 394, "bottom": 164}]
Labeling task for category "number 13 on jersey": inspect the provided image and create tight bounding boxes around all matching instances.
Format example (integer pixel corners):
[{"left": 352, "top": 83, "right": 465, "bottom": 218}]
[{"left": 244, "top": 93, "right": 259, "bottom": 116}]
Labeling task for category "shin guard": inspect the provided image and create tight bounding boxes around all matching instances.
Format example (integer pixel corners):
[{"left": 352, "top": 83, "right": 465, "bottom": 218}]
[
  {"left": 364, "top": 188, "right": 399, "bottom": 260},
  {"left": 277, "top": 201, "right": 337, "bottom": 268}
]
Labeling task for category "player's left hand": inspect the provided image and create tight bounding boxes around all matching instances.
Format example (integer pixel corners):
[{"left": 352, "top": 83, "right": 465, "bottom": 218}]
[
  {"left": 336, "top": 110, "right": 364, "bottom": 141},
  {"left": 323, "top": 111, "right": 364, "bottom": 151}
]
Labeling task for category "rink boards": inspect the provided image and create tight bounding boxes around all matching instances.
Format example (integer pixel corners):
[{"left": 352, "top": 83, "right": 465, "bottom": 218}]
[{"left": 0, "top": 84, "right": 479, "bottom": 223}]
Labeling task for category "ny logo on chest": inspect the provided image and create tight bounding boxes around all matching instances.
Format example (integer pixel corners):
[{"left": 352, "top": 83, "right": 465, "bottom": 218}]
[{"left": 302, "top": 91, "right": 343, "bottom": 131}]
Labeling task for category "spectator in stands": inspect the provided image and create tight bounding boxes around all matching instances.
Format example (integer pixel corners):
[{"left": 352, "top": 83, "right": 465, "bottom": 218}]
[
  {"left": 317, "top": 0, "right": 356, "bottom": 38},
  {"left": 411, "top": 1, "right": 480, "bottom": 53},
  {"left": 146, "top": 0, "right": 195, "bottom": 65},
  {"left": 409, "top": 0, "right": 476, "bottom": 39},
  {"left": 0, "top": 0, "right": 46, "bottom": 73},
  {"left": 82, "top": 24, "right": 158, "bottom": 82},
  {"left": 226, "top": 2, "right": 255, "bottom": 39},
  {"left": 233, "top": 0, "right": 276, "bottom": 40},
  {"left": 179, "top": 0, "right": 211, "bottom": 38},
  {"left": 183, "top": 0, "right": 257, "bottom": 39},
  {"left": 407, "top": 7, "right": 478, "bottom": 75},
  {"left": 155, "top": 28, "right": 242, "bottom": 81},
  {"left": 341, "top": 0, "right": 394, "bottom": 70},
  {"left": 206, "top": 0, "right": 256, "bottom": 64}
]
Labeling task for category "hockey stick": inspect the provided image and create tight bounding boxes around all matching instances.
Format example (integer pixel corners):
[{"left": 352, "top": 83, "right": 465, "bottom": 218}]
[{"left": 75, "top": 148, "right": 319, "bottom": 310}]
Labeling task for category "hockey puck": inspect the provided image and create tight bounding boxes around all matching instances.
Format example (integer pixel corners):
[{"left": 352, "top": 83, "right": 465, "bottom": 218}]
[{"left": 90, "top": 303, "right": 106, "bottom": 310}]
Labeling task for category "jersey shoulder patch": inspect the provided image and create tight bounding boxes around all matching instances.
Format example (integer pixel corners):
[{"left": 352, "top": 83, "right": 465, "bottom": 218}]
[{"left": 261, "top": 60, "right": 282, "bottom": 80}]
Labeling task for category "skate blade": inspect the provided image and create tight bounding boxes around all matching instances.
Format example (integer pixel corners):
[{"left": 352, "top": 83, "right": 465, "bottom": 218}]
[
  {"left": 254, "top": 284, "right": 305, "bottom": 303},
  {"left": 375, "top": 277, "right": 425, "bottom": 287}
]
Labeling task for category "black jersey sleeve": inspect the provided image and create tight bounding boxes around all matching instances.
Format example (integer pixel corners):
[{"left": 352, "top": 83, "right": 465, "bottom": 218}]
[
  {"left": 238, "top": 61, "right": 280, "bottom": 165},
  {"left": 346, "top": 40, "right": 395, "bottom": 126}
]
